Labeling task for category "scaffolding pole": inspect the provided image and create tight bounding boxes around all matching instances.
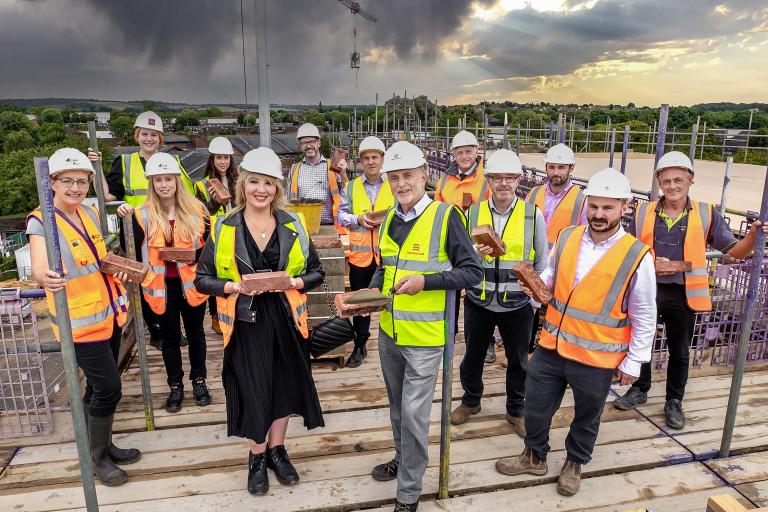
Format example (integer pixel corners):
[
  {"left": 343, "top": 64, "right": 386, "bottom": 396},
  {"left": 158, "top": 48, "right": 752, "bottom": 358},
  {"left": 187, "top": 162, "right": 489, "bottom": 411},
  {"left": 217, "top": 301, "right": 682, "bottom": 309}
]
[
  {"left": 650, "top": 104, "right": 669, "bottom": 201},
  {"left": 608, "top": 128, "right": 617, "bottom": 168},
  {"left": 620, "top": 125, "right": 630, "bottom": 174},
  {"left": 87, "top": 122, "right": 109, "bottom": 237},
  {"left": 720, "top": 156, "right": 734, "bottom": 215}
]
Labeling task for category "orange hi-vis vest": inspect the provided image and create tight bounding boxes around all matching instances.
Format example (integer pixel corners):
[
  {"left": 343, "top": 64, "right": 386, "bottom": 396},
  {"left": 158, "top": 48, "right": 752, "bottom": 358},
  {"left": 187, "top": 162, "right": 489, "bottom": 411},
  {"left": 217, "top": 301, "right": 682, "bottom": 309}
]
[
  {"left": 526, "top": 183, "right": 586, "bottom": 249},
  {"left": 289, "top": 160, "right": 345, "bottom": 234},
  {"left": 135, "top": 205, "right": 209, "bottom": 315},
  {"left": 635, "top": 199, "right": 713, "bottom": 311},
  {"left": 345, "top": 176, "right": 395, "bottom": 268},
  {"left": 27, "top": 205, "right": 128, "bottom": 343},
  {"left": 539, "top": 225, "right": 650, "bottom": 370},
  {"left": 434, "top": 160, "right": 490, "bottom": 209}
]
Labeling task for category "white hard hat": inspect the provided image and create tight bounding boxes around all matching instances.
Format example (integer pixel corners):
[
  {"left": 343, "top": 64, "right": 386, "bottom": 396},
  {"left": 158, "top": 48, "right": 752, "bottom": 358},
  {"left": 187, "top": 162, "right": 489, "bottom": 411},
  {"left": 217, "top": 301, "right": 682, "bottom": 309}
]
[
  {"left": 450, "top": 130, "right": 479, "bottom": 150},
  {"left": 208, "top": 136, "right": 234, "bottom": 155},
  {"left": 655, "top": 151, "right": 694, "bottom": 176},
  {"left": 48, "top": 148, "right": 94, "bottom": 177},
  {"left": 134, "top": 111, "right": 164, "bottom": 133},
  {"left": 240, "top": 147, "right": 283, "bottom": 179},
  {"left": 359, "top": 136, "right": 386, "bottom": 155},
  {"left": 144, "top": 153, "right": 181, "bottom": 178},
  {"left": 296, "top": 123, "right": 321, "bottom": 140},
  {"left": 485, "top": 149, "right": 523, "bottom": 175},
  {"left": 584, "top": 168, "right": 633, "bottom": 200},
  {"left": 544, "top": 143, "right": 576, "bottom": 165},
  {"left": 382, "top": 141, "right": 426, "bottom": 173}
]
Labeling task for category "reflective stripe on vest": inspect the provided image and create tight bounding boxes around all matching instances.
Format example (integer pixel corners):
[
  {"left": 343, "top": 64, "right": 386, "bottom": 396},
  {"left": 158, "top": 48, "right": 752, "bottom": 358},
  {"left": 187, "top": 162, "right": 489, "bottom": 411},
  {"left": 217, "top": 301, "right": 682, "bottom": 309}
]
[
  {"left": 136, "top": 205, "right": 208, "bottom": 315},
  {"left": 123, "top": 152, "right": 195, "bottom": 208},
  {"left": 435, "top": 161, "right": 489, "bottom": 210},
  {"left": 636, "top": 200, "right": 712, "bottom": 311},
  {"left": 212, "top": 212, "right": 310, "bottom": 347},
  {"left": 526, "top": 184, "right": 585, "bottom": 249},
  {"left": 27, "top": 205, "right": 128, "bottom": 343},
  {"left": 466, "top": 199, "right": 536, "bottom": 307},
  {"left": 539, "top": 225, "right": 650, "bottom": 369},
  {"left": 346, "top": 176, "right": 395, "bottom": 267},
  {"left": 378, "top": 201, "right": 455, "bottom": 346}
]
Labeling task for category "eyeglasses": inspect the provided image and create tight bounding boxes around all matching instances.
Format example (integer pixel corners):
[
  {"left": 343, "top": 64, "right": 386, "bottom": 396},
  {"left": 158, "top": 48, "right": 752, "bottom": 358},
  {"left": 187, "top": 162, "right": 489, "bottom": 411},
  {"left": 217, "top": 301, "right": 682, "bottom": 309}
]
[
  {"left": 300, "top": 140, "right": 319, "bottom": 147},
  {"left": 55, "top": 177, "right": 91, "bottom": 189},
  {"left": 488, "top": 176, "right": 520, "bottom": 184}
]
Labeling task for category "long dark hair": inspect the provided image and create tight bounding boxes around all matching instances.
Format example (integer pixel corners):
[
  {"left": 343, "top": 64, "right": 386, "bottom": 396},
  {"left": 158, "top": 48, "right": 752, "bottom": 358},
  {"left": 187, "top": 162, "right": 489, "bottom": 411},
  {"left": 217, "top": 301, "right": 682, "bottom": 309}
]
[{"left": 203, "top": 154, "right": 238, "bottom": 199}]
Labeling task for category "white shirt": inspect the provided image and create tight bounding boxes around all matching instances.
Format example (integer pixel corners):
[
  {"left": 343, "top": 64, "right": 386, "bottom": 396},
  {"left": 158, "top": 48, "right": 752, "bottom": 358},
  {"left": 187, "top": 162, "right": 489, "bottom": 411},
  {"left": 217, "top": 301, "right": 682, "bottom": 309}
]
[
  {"left": 539, "top": 227, "right": 657, "bottom": 377},
  {"left": 395, "top": 193, "right": 433, "bottom": 222}
]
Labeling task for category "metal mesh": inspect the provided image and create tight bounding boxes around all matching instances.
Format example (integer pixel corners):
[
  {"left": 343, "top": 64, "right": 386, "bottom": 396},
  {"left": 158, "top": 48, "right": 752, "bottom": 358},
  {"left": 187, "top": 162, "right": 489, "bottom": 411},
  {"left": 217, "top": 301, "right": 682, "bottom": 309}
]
[{"left": 0, "top": 288, "right": 53, "bottom": 438}]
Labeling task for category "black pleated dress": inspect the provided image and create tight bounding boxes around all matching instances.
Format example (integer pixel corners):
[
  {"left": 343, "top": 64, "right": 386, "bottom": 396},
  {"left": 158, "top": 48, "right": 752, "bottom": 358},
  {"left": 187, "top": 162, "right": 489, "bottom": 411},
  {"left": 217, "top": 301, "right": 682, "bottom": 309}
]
[{"left": 222, "top": 225, "right": 324, "bottom": 443}]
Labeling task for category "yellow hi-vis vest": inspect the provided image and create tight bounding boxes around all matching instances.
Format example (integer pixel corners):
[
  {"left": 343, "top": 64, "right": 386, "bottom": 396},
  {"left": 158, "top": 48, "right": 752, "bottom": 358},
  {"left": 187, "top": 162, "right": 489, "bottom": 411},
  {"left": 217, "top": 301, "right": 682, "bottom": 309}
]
[
  {"left": 466, "top": 199, "right": 536, "bottom": 307},
  {"left": 121, "top": 152, "right": 195, "bottom": 207},
  {"left": 346, "top": 176, "right": 395, "bottom": 268},
  {"left": 195, "top": 178, "right": 228, "bottom": 227},
  {"left": 378, "top": 201, "right": 456, "bottom": 346},
  {"left": 211, "top": 211, "right": 310, "bottom": 347}
]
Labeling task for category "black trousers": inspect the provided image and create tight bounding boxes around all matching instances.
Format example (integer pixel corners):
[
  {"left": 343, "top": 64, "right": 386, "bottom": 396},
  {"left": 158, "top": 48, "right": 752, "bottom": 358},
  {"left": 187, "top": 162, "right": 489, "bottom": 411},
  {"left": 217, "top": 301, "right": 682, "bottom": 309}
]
[
  {"left": 349, "top": 260, "right": 378, "bottom": 347},
  {"left": 460, "top": 298, "right": 533, "bottom": 416},
  {"left": 76, "top": 322, "right": 123, "bottom": 417},
  {"left": 524, "top": 348, "right": 614, "bottom": 465},
  {"left": 208, "top": 295, "right": 218, "bottom": 317},
  {"left": 140, "top": 293, "right": 162, "bottom": 339},
  {"left": 158, "top": 277, "right": 207, "bottom": 386},
  {"left": 632, "top": 283, "right": 696, "bottom": 401}
]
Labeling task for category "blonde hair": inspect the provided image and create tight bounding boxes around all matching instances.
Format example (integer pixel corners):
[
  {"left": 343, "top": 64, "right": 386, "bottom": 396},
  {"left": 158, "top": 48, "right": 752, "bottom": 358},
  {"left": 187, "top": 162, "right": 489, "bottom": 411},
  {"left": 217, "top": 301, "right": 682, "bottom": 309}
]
[
  {"left": 145, "top": 176, "right": 206, "bottom": 243},
  {"left": 134, "top": 128, "right": 165, "bottom": 146},
  {"left": 231, "top": 170, "right": 286, "bottom": 214}
]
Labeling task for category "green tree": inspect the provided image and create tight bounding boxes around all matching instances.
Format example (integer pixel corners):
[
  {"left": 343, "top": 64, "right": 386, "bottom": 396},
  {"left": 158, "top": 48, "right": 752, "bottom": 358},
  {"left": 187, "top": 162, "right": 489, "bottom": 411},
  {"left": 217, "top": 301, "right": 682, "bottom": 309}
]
[
  {"left": 142, "top": 100, "right": 156, "bottom": 112},
  {"left": 3, "top": 130, "right": 35, "bottom": 152},
  {"left": 204, "top": 106, "right": 224, "bottom": 117},
  {"left": 302, "top": 109, "right": 326, "bottom": 127},
  {"left": 40, "top": 108, "right": 64, "bottom": 125},
  {"left": 175, "top": 109, "right": 200, "bottom": 128},
  {"left": 38, "top": 123, "right": 67, "bottom": 145},
  {"left": 109, "top": 113, "right": 136, "bottom": 145},
  {"left": 0, "top": 111, "right": 33, "bottom": 135},
  {"left": 61, "top": 108, "right": 77, "bottom": 124}
]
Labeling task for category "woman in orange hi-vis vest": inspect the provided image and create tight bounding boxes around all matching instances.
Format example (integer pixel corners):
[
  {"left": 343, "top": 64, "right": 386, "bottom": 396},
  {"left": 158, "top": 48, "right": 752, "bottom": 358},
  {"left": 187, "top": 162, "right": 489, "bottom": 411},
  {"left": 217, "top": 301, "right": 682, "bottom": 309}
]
[
  {"left": 195, "top": 147, "right": 325, "bottom": 496},
  {"left": 27, "top": 148, "right": 140, "bottom": 487},
  {"left": 116, "top": 153, "right": 211, "bottom": 415}
]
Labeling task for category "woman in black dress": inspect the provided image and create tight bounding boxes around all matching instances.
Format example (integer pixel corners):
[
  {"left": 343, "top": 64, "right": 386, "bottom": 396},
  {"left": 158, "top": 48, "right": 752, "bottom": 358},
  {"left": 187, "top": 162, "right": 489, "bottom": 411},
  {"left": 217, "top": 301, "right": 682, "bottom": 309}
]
[{"left": 195, "top": 147, "right": 325, "bottom": 496}]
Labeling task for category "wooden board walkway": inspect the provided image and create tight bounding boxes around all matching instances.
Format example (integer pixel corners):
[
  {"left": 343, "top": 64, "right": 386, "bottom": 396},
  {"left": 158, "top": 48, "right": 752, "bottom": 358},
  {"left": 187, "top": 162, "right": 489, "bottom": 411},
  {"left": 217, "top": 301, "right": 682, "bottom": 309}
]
[{"left": 1, "top": 309, "right": 768, "bottom": 512}]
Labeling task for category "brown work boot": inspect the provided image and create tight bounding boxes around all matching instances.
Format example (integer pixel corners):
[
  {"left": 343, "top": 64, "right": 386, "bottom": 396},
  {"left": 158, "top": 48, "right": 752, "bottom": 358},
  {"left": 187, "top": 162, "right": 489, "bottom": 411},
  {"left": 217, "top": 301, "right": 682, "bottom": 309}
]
[
  {"left": 211, "top": 315, "right": 223, "bottom": 335},
  {"left": 505, "top": 413, "right": 526, "bottom": 437},
  {"left": 557, "top": 459, "right": 582, "bottom": 496},
  {"left": 495, "top": 446, "right": 548, "bottom": 476},
  {"left": 450, "top": 403, "right": 481, "bottom": 425}
]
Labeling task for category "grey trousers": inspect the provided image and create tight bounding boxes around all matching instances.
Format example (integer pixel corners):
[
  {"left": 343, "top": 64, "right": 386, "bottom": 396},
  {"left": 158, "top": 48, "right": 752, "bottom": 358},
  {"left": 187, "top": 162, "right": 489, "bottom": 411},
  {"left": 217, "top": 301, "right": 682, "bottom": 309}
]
[{"left": 379, "top": 330, "right": 443, "bottom": 504}]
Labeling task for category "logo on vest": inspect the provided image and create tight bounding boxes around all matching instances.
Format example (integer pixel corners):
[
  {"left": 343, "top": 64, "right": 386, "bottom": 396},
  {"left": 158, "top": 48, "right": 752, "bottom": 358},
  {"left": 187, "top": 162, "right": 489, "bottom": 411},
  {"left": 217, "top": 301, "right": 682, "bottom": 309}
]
[{"left": 408, "top": 243, "right": 424, "bottom": 256}]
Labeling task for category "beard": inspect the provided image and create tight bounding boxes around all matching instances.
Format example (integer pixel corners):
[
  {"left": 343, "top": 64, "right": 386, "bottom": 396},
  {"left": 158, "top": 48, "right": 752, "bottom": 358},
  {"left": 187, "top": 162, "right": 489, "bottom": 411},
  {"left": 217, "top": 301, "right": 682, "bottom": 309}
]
[
  {"left": 549, "top": 175, "right": 567, "bottom": 186},
  {"left": 589, "top": 216, "right": 621, "bottom": 233}
]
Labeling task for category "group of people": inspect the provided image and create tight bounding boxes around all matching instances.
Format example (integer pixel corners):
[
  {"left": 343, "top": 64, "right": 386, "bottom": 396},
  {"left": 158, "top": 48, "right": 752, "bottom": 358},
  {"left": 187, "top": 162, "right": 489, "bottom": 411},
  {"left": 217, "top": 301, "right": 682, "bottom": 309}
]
[{"left": 27, "top": 112, "right": 767, "bottom": 511}]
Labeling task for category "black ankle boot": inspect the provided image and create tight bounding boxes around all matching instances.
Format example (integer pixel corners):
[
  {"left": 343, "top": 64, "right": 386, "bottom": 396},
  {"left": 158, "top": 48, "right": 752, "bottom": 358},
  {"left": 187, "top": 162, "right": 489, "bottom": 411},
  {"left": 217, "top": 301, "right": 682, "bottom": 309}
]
[
  {"left": 247, "top": 451, "right": 269, "bottom": 495},
  {"left": 266, "top": 445, "right": 299, "bottom": 486},
  {"left": 165, "top": 383, "right": 184, "bottom": 413},
  {"left": 346, "top": 343, "right": 368, "bottom": 368}
]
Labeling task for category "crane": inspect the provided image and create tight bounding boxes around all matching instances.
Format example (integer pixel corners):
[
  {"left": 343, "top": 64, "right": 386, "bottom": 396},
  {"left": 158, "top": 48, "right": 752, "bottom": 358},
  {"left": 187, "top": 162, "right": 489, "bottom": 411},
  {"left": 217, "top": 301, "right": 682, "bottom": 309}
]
[{"left": 335, "top": 0, "right": 377, "bottom": 87}]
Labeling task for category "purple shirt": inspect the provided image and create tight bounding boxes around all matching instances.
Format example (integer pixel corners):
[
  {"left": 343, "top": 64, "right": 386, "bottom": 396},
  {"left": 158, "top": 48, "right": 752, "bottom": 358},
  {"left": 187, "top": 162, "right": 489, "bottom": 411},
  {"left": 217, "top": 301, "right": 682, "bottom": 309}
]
[
  {"left": 542, "top": 181, "right": 588, "bottom": 227},
  {"left": 337, "top": 174, "right": 386, "bottom": 227}
]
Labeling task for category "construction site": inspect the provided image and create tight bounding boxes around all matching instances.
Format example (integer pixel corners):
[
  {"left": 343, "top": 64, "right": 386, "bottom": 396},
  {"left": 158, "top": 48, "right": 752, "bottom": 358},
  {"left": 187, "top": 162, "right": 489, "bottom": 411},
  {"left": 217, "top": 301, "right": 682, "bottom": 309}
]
[{"left": 2, "top": 1, "right": 768, "bottom": 511}]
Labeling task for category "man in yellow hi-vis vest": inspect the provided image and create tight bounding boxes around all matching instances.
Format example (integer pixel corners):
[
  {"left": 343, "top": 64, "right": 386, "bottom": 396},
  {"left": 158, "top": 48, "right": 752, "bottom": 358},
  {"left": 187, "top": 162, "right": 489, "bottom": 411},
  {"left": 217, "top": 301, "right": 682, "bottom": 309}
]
[{"left": 368, "top": 141, "right": 482, "bottom": 511}]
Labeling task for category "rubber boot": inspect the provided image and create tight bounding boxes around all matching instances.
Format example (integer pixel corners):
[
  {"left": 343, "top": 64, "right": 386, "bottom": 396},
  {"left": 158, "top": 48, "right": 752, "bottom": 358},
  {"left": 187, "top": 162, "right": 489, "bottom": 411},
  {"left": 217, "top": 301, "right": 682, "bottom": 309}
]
[{"left": 87, "top": 413, "right": 128, "bottom": 486}]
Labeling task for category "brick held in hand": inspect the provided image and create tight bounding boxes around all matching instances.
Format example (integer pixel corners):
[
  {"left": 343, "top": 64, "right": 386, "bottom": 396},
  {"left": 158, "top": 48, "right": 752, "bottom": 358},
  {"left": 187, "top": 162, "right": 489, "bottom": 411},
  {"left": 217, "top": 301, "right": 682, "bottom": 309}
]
[
  {"left": 334, "top": 288, "right": 390, "bottom": 317},
  {"left": 366, "top": 209, "right": 389, "bottom": 226},
  {"left": 100, "top": 253, "right": 149, "bottom": 283},
  {"left": 471, "top": 224, "right": 507, "bottom": 257},
  {"left": 655, "top": 260, "right": 693, "bottom": 274},
  {"left": 310, "top": 235, "right": 342, "bottom": 249},
  {"left": 512, "top": 262, "right": 553, "bottom": 305},
  {"left": 207, "top": 178, "right": 231, "bottom": 203},
  {"left": 240, "top": 271, "right": 292, "bottom": 294},
  {"left": 330, "top": 147, "right": 349, "bottom": 173},
  {"left": 158, "top": 247, "right": 196, "bottom": 263},
  {"left": 462, "top": 193, "right": 473, "bottom": 210}
]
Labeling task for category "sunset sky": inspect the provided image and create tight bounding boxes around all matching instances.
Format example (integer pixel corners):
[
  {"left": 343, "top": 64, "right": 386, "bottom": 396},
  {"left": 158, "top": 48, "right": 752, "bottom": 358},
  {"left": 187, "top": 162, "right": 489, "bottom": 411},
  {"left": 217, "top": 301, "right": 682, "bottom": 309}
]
[{"left": 1, "top": 0, "right": 766, "bottom": 106}]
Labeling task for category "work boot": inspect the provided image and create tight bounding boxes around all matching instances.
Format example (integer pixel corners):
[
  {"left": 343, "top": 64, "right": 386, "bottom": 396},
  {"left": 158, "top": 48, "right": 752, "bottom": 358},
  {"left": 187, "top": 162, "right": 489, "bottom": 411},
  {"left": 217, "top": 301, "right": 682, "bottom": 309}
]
[
  {"left": 87, "top": 413, "right": 128, "bottom": 486},
  {"left": 450, "top": 403, "right": 481, "bottom": 425},
  {"left": 505, "top": 413, "right": 526, "bottom": 437},
  {"left": 179, "top": 334, "right": 189, "bottom": 348},
  {"left": 613, "top": 387, "right": 648, "bottom": 411},
  {"left": 192, "top": 377, "right": 211, "bottom": 406},
  {"left": 495, "top": 446, "right": 548, "bottom": 476},
  {"left": 484, "top": 343, "right": 496, "bottom": 364},
  {"left": 83, "top": 402, "right": 141, "bottom": 464},
  {"left": 557, "top": 459, "right": 582, "bottom": 496},
  {"left": 211, "top": 315, "right": 223, "bottom": 335},
  {"left": 266, "top": 445, "right": 299, "bottom": 486},
  {"left": 346, "top": 344, "right": 367, "bottom": 368},
  {"left": 665, "top": 398, "right": 686, "bottom": 430},
  {"left": 165, "top": 383, "right": 184, "bottom": 413},
  {"left": 247, "top": 451, "right": 269, "bottom": 495},
  {"left": 149, "top": 334, "right": 163, "bottom": 351},
  {"left": 371, "top": 457, "right": 399, "bottom": 481},
  {"left": 394, "top": 500, "right": 418, "bottom": 511}
]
